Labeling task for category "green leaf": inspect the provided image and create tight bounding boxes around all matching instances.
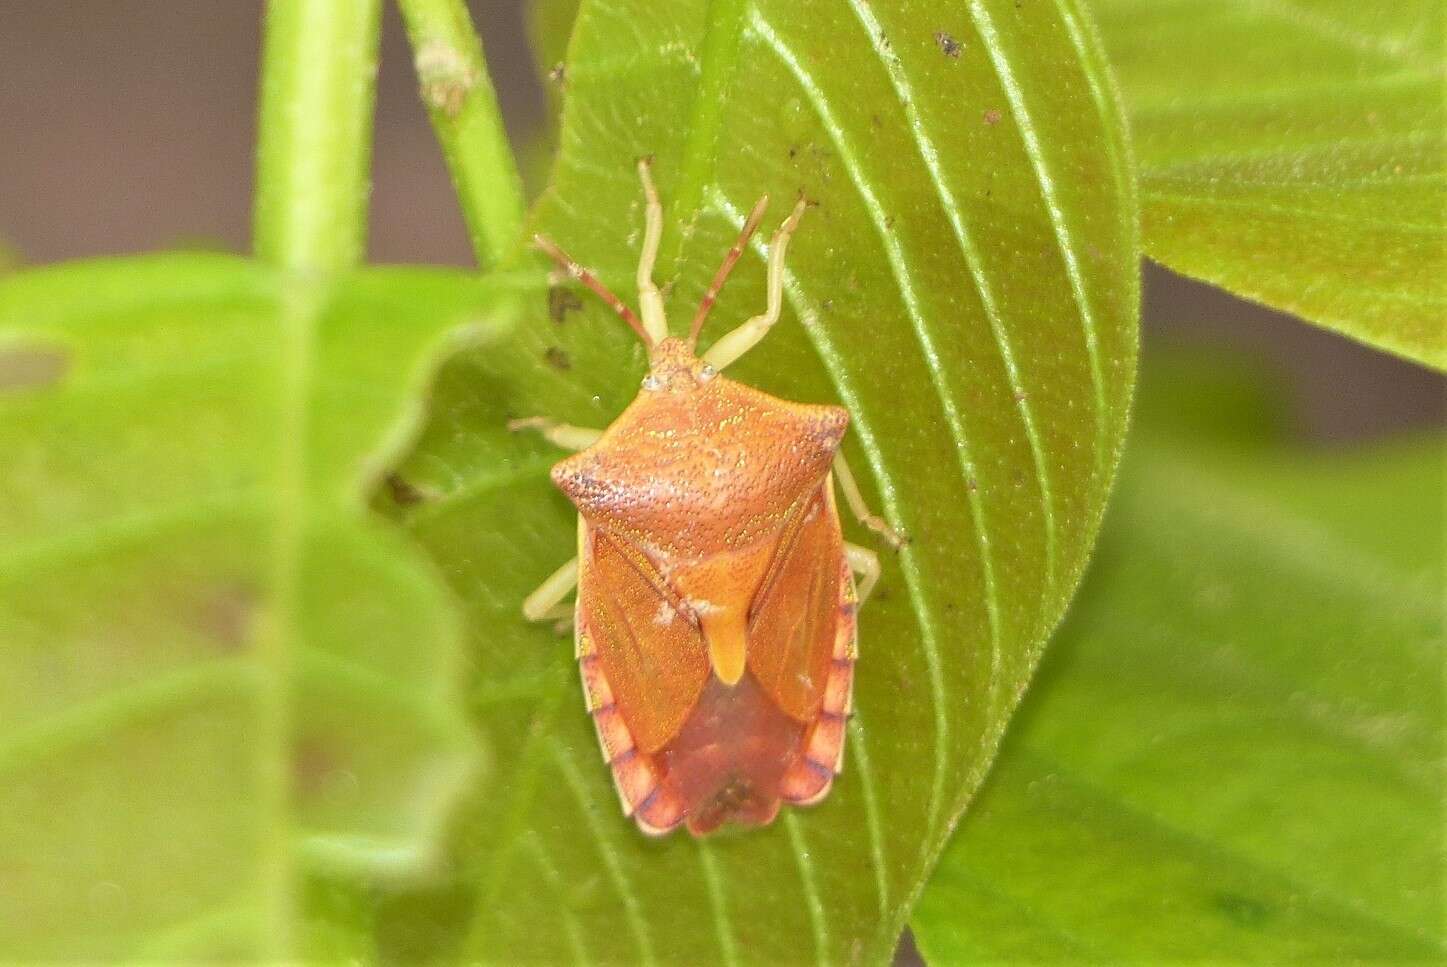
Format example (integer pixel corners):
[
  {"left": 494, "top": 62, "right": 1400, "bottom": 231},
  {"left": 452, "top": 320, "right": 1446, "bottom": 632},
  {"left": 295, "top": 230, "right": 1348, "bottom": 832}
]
[
  {"left": 912, "top": 359, "right": 1446, "bottom": 961},
  {"left": 381, "top": 0, "right": 1138, "bottom": 961},
  {"left": 0, "top": 253, "right": 511, "bottom": 960},
  {"left": 1091, "top": 0, "right": 1447, "bottom": 368},
  {"left": 526, "top": 0, "right": 581, "bottom": 95}
]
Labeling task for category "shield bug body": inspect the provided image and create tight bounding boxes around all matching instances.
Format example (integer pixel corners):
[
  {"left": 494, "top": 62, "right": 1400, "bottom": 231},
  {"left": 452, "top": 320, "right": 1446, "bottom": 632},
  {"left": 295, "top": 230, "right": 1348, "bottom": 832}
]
[{"left": 517, "top": 162, "right": 902, "bottom": 836}]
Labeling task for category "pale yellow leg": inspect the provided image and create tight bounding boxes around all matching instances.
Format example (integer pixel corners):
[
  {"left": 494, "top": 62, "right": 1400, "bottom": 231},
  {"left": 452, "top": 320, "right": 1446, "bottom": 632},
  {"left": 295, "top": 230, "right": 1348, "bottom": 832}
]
[
  {"left": 635, "top": 158, "right": 669, "bottom": 345},
  {"left": 833, "top": 452, "right": 908, "bottom": 549},
  {"left": 508, "top": 417, "right": 603, "bottom": 451},
  {"left": 702, "top": 197, "right": 808, "bottom": 370},
  {"left": 845, "top": 542, "right": 881, "bottom": 606},
  {"left": 522, "top": 557, "right": 578, "bottom": 632}
]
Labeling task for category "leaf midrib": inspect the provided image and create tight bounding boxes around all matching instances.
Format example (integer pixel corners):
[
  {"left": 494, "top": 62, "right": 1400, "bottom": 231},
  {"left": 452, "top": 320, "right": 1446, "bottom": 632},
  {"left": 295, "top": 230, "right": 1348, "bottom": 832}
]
[
  {"left": 987, "top": 747, "right": 1444, "bottom": 955},
  {"left": 253, "top": 276, "right": 325, "bottom": 954},
  {"left": 664, "top": 0, "right": 749, "bottom": 281}
]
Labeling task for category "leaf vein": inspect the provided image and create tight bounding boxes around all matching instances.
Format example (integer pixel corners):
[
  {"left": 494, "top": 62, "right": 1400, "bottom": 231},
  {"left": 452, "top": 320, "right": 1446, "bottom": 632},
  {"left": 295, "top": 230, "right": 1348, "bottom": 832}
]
[
  {"left": 708, "top": 185, "right": 953, "bottom": 867},
  {"left": 522, "top": 832, "right": 594, "bottom": 966},
  {"left": 551, "top": 741, "right": 658, "bottom": 967},
  {"left": 697, "top": 840, "right": 741, "bottom": 967},
  {"left": 846, "top": 712, "right": 891, "bottom": 917},
  {"left": 1144, "top": 187, "right": 1447, "bottom": 236},
  {"left": 1013, "top": 746, "right": 1445, "bottom": 947},
  {"left": 783, "top": 810, "right": 830, "bottom": 964},
  {"left": 845, "top": 0, "right": 1060, "bottom": 616},
  {"left": 748, "top": 10, "right": 994, "bottom": 847},
  {"left": 964, "top": 0, "right": 1113, "bottom": 480}
]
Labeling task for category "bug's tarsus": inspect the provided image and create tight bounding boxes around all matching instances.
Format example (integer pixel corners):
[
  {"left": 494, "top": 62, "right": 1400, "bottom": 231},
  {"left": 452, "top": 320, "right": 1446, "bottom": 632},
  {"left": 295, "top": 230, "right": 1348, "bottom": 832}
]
[
  {"left": 533, "top": 233, "right": 654, "bottom": 347},
  {"left": 688, "top": 194, "right": 771, "bottom": 348}
]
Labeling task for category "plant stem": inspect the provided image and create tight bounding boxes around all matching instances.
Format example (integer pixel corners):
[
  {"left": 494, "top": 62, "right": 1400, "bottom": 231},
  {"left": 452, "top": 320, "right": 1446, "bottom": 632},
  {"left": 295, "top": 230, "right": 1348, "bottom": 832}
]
[
  {"left": 397, "top": 0, "right": 525, "bottom": 269},
  {"left": 253, "top": 0, "right": 383, "bottom": 274}
]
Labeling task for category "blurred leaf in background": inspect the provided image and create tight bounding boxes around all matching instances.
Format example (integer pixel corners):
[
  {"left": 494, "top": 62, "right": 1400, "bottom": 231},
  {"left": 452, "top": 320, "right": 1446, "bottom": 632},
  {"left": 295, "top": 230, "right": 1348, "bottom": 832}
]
[
  {"left": 0, "top": 255, "right": 506, "bottom": 960},
  {"left": 378, "top": 0, "right": 1138, "bottom": 961},
  {"left": 1090, "top": 0, "right": 1446, "bottom": 368},
  {"left": 912, "top": 350, "right": 1445, "bottom": 961}
]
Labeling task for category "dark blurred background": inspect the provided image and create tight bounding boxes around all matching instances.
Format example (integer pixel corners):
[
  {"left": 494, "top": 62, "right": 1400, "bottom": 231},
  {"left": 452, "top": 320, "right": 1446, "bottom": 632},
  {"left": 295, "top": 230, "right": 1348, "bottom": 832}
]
[{"left": 2, "top": 0, "right": 1441, "bottom": 440}]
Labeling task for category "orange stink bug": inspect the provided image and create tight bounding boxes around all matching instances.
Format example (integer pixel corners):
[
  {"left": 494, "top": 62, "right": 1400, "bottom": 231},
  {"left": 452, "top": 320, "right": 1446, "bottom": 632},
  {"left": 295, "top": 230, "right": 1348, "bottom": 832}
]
[{"left": 515, "top": 160, "right": 903, "bottom": 836}]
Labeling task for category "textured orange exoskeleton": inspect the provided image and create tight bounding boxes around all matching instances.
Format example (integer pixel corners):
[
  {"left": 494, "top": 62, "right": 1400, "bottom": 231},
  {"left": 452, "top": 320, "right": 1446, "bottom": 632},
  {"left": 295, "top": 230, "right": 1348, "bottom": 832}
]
[{"left": 517, "top": 161, "right": 901, "bottom": 836}]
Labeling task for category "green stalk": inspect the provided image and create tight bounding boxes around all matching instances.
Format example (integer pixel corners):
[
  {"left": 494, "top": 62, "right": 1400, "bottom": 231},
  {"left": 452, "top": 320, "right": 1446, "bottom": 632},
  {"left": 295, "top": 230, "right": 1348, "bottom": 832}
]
[
  {"left": 397, "top": 0, "right": 525, "bottom": 269},
  {"left": 253, "top": 0, "right": 383, "bottom": 274},
  {"left": 249, "top": 3, "right": 382, "bottom": 955}
]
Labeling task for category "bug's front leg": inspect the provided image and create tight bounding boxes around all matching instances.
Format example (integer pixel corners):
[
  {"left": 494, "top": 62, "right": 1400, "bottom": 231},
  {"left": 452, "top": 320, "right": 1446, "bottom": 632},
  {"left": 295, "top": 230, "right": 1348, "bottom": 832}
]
[
  {"left": 522, "top": 556, "right": 579, "bottom": 633},
  {"left": 702, "top": 196, "right": 809, "bottom": 371},
  {"left": 508, "top": 417, "right": 603, "bottom": 451},
  {"left": 634, "top": 158, "right": 669, "bottom": 345},
  {"left": 832, "top": 451, "right": 908, "bottom": 549}
]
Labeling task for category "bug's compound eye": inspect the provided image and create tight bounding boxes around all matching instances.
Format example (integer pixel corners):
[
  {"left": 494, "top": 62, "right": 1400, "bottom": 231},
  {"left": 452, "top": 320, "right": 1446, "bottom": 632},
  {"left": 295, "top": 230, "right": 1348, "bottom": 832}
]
[
  {"left": 641, "top": 373, "right": 663, "bottom": 391},
  {"left": 698, "top": 363, "right": 717, "bottom": 383}
]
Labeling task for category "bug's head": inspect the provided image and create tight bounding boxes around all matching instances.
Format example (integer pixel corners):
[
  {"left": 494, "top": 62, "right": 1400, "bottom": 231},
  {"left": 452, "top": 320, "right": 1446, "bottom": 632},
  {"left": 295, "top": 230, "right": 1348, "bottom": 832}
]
[
  {"left": 532, "top": 166, "right": 808, "bottom": 389},
  {"left": 641, "top": 336, "right": 718, "bottom": 394}
]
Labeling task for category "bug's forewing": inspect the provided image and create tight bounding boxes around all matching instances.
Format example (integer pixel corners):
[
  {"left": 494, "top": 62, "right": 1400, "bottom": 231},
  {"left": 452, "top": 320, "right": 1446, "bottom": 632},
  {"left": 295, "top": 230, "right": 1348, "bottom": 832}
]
[
  {"left": 747, "top": 479, "right": 845, "bottom": 720},
  {"left": 745, "top": 476, "right": 858, "bottom": 808},
  {"left": 576, "top": 523, "right": 711, "bottom": 754}
]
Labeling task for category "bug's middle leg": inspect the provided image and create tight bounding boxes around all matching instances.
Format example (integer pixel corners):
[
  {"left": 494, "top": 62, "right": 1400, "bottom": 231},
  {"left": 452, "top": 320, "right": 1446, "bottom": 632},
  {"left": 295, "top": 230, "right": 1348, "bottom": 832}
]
[
  {"left": 508, "top": 417, "right": 603, "bottom": 451},
  {"left": 833, "top": 451, "right": 908, "bottom": 549},
  {"left": 523, "top": 556, "right": 579, "bottom": 633}
]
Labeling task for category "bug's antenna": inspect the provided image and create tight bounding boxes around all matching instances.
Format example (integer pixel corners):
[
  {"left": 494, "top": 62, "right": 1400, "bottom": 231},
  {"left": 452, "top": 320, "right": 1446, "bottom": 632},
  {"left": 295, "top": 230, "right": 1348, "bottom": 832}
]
[
  {"left": 688, "top": 194, "right": 770, "bottom": 348},
  {"left": 534, "top": 234, "right": 654, "bottom": 347}
]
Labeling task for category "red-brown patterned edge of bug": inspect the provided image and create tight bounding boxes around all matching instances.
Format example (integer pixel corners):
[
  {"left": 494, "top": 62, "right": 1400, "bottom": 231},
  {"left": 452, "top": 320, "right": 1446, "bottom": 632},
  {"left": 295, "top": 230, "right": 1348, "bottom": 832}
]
[
  {"left": 577, "top": 624, "right": 687, "bottom": 835},
  {"left": 780, "top": 555, "right": 858, "bottom": 805}
]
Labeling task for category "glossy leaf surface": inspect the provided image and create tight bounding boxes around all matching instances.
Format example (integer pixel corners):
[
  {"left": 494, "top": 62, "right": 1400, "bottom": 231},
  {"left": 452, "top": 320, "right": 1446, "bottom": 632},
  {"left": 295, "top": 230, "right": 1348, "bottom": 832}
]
[
  {"left": 382, "top": 0, "right": 1139, "bottom": 961},
  {"left": 1093, "top": 0, "right": 1446, "bottom": 367},
  {"left": 0, "top": 255, "right": 506, "bottom": 960},
  {"left": 913, "top": 357, "right": 1445, "bottom": 960}
]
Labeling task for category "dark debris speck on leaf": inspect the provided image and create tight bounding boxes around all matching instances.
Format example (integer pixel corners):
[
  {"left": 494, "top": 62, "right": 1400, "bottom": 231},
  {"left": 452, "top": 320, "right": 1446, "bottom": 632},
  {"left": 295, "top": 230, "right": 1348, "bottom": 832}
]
[
  {"left": 544, "top": 346, "right": 572, "bottom": 371},
  {"left": 548, "top": 286, "right": 584, "bottom": 324},
  {"left": 386, "top": 472, "right": 428, "bottom": 507}
]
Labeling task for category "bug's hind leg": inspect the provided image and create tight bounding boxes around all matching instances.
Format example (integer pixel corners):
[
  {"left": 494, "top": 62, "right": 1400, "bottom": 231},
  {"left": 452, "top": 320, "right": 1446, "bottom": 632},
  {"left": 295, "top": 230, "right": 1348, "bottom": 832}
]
[
  {"left": 702, "top": 196, "right": 808, "bottom": 371},
  {"left": 832, "top": 452, "right": 907, "bottom": 550},
  {"left": 523, "top": 556, "right": 578, "bottom": 632},
  {"left": 508, "top": 417, "right": 603, "bottom": 451}
]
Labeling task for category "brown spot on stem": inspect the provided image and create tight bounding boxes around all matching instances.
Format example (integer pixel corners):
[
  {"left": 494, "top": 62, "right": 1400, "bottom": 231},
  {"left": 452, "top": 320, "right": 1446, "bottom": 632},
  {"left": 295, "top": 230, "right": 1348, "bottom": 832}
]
[
  {"left": 196, "top": 580, "right": 259, "bottom": 651},
  {"left": 415, "top": 41, "right": 478, "bottom": 118},
  {"left": 983, "top": 108, "right": 1003, "bottom": 126},
  {"left": 0, "top": 343, "right": 70, "bottom": 393},
  {"left": 293, "top": 738, "right": 340, "bottom": 795}
]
